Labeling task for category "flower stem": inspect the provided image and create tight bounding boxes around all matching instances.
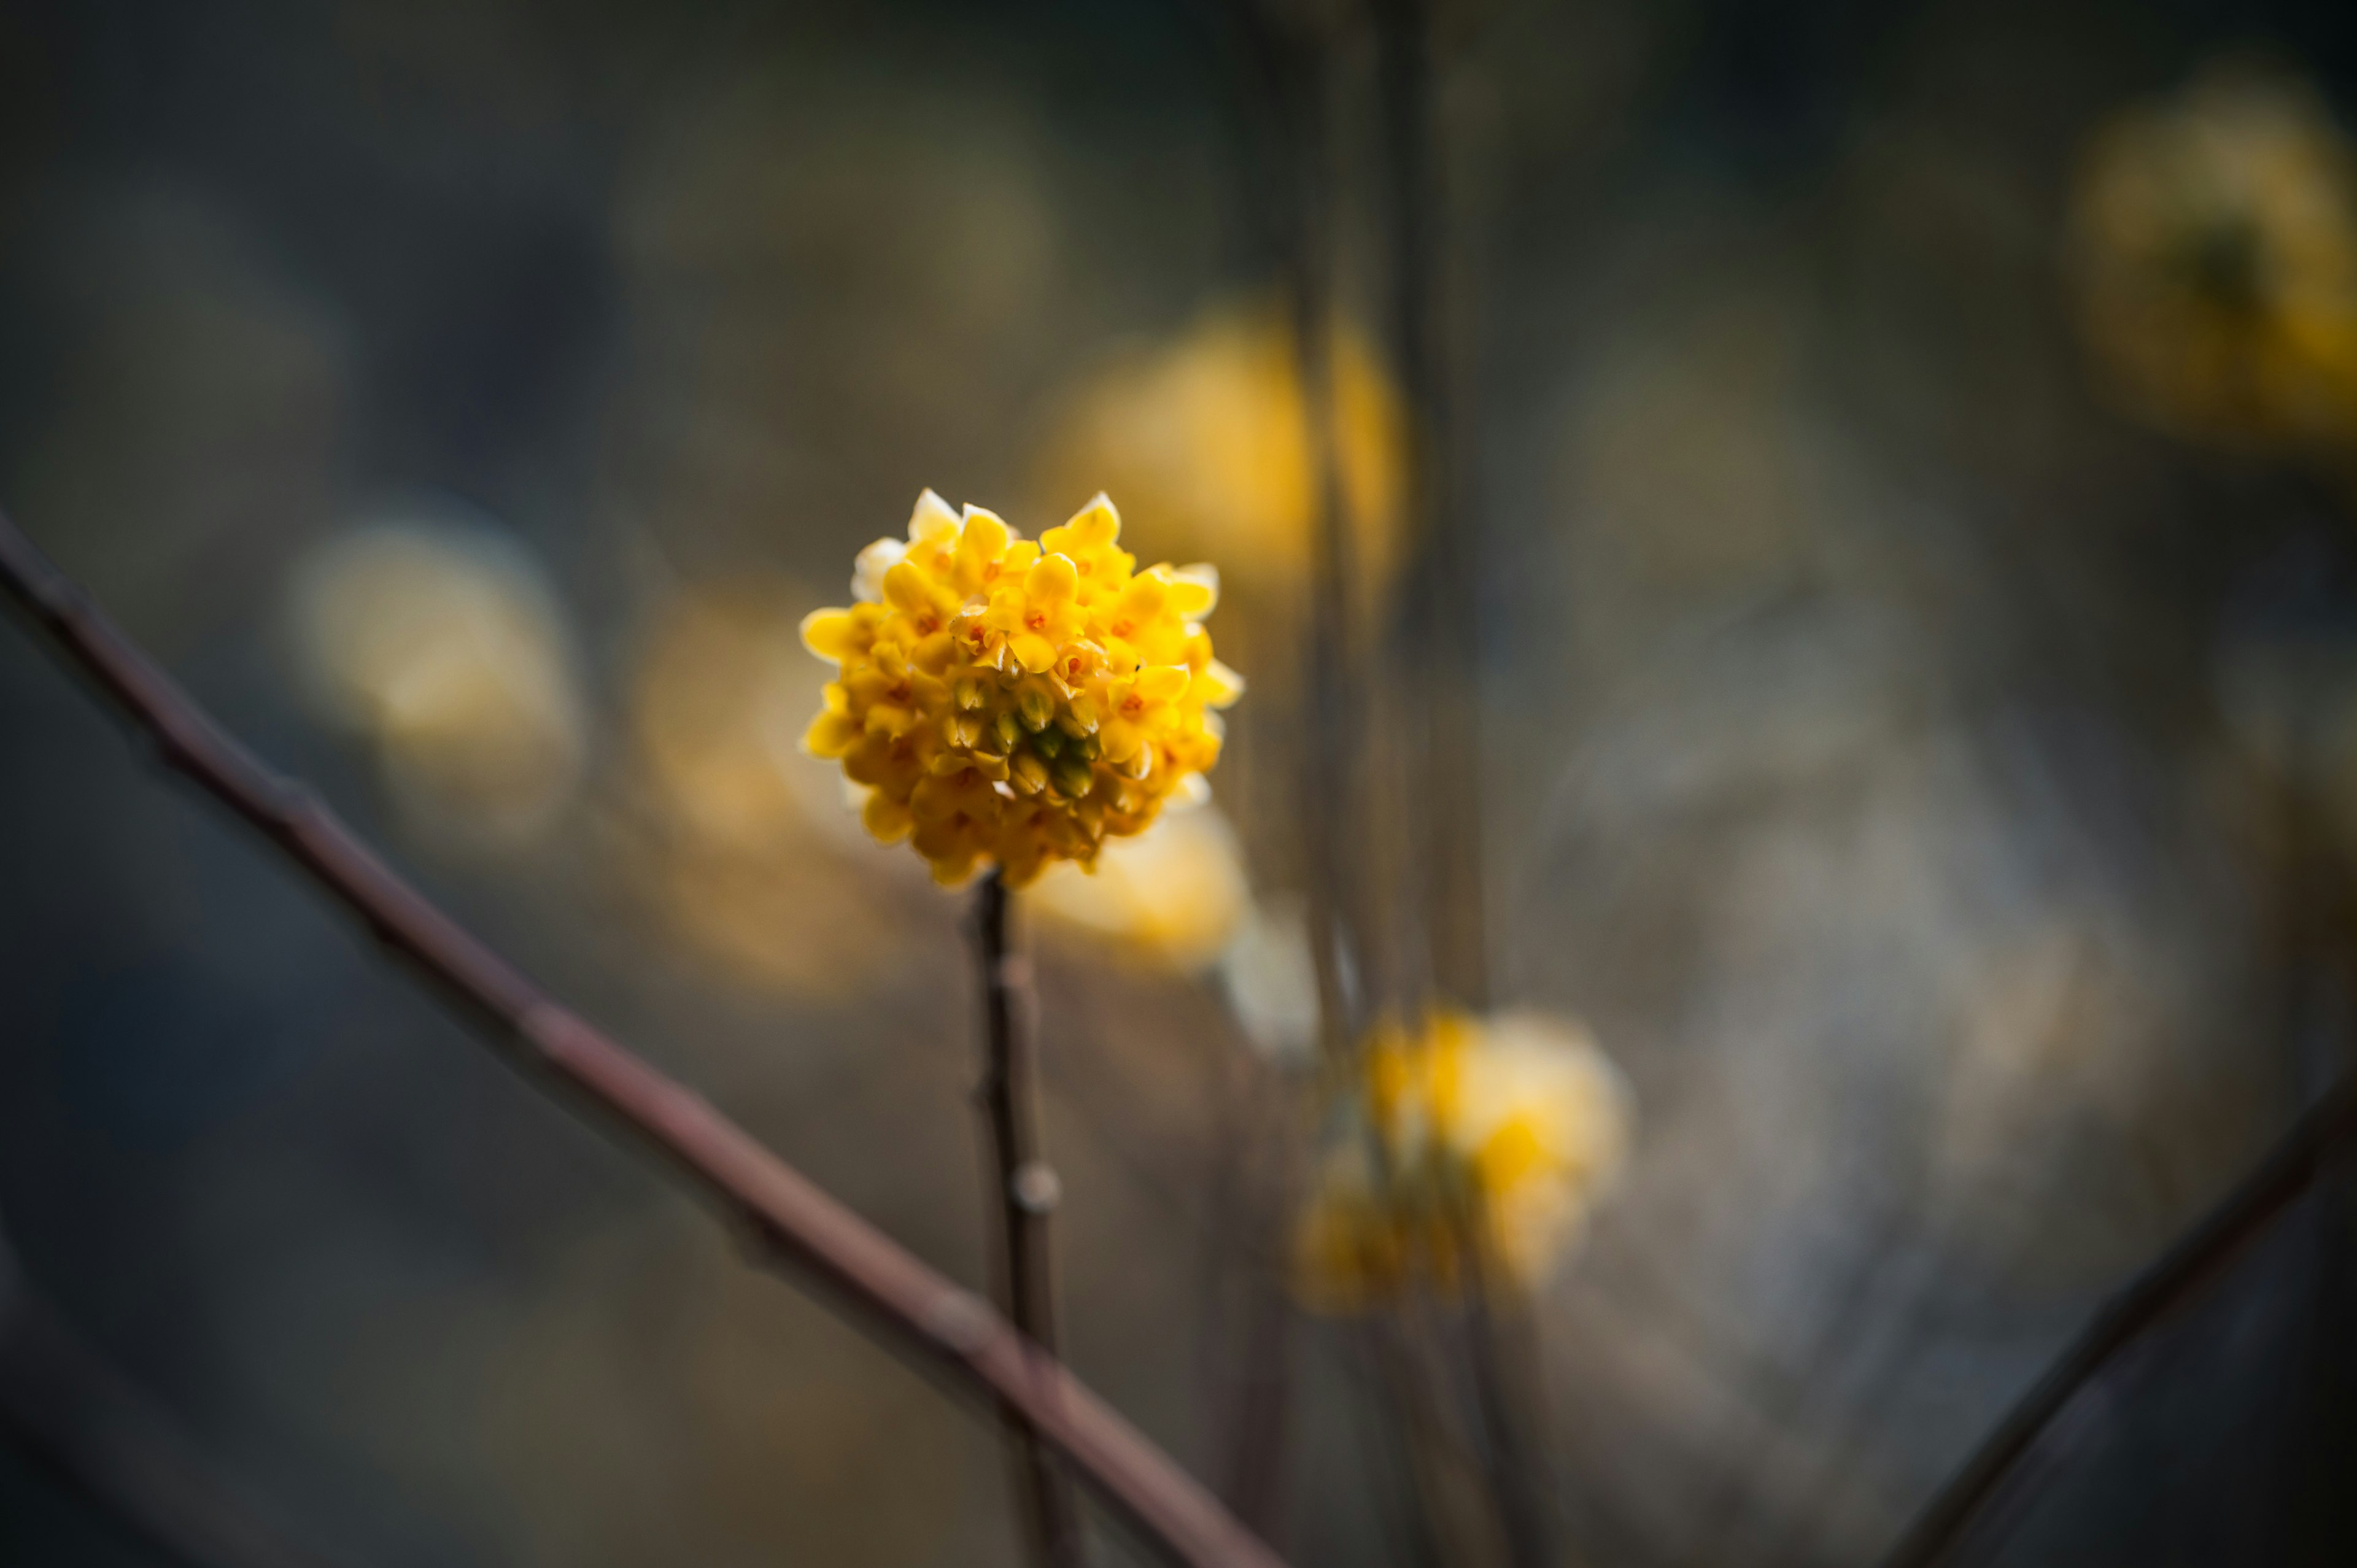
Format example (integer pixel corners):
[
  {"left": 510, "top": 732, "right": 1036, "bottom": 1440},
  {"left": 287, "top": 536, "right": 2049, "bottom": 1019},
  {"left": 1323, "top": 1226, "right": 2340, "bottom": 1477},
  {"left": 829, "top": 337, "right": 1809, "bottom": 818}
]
[{"left": 975, "top": 868, "right": 1086, "bottom": 1567}]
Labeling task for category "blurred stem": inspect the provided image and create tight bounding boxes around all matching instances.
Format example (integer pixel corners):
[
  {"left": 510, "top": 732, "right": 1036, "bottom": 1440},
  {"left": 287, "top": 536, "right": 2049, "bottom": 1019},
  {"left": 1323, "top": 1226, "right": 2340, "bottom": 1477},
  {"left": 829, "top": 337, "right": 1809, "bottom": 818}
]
[
  {"left": 1883, "top": 1070, "right": 2357, "bottom": 1567},
  {"left": 1376, "top": 6, "right": 1539, "bottom": 1561},
  {"left": 1210, "top": 1067, "right": 1299, "bottom": 1539},
  {"left": 1355, "top": 1319, "right": 1453, "bottom": 1568},
  {"left": 1457, "top": 1259, "right": 1555, "bottom": 1568},
  {"left": 1268, "top": 6, "right": 1372, "bottom": 1057},
  {"left": 1374, "top": 0, "right": 1488, "bottom": 1014},
  {"left": 974, "top": 869, "right": 1087, "bottom": 1568}
]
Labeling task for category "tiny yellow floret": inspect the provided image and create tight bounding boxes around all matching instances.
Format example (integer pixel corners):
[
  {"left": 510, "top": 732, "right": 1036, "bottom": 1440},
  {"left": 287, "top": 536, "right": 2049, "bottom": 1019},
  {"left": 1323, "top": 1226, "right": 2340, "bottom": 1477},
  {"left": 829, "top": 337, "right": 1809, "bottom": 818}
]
[{"left": 802, "top": 490, "right": 1242, "bottom": 887}]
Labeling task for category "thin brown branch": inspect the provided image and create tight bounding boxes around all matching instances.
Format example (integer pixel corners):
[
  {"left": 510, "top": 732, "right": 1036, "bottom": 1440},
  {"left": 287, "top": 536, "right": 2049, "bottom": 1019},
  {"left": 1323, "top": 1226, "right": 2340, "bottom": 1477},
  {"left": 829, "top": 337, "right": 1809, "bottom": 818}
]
[
  {"left": 0, "top": 506, "right": 1286, "bottom": 1568},
  {"left": 0, "top": 1231, "right": 344, "bottom": 1568},
  {"left": 1374, "top": 0, "right": 1488, "bottom": 1014},
  {"left": 1255, "top": 0, "right": 1370, "bottom": 1058},
  {"left": 1880, "top": 1074, "right": 2357, "bottom": 1568},
  {"left": 1371, "top": 6, "right": 1542, "bottom": 1559},
  {"left": 975, "top": 870, "right": 1086, "bottom": 1566}
]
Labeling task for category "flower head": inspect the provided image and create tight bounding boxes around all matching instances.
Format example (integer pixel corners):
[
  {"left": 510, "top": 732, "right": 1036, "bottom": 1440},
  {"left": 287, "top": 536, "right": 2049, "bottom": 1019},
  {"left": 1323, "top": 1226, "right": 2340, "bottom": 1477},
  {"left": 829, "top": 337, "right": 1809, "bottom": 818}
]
[
  {"left": 2073, "top": 68, "right": 2357, "bottom": 449},
  {"left": 1295, "top": 1010, "right": 1632, "bottom": 1310},
  {"left": 801, "top": 490, "right": 1242, "bottom": 886}
]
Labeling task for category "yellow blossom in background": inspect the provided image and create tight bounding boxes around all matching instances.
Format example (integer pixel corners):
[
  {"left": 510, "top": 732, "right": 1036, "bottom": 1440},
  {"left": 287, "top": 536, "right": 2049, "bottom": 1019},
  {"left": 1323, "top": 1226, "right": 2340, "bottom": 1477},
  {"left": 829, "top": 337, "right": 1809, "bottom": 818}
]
[
  {"left": 1027, "top": 805, "right": 1250, "bottom": 971},
  {"left": 1296, "top": 1010, "right": 1632, "bottom": 1311},
  {"left": 630, "top": 585, "right": 892, "bottom": 995},
  {"left": 291, "top": 519, "right": 584, "bottom": 844},
  {"left": 1031, "top": 304, "right": 1405, "bottom": 617},
  {"left": 2073, "top": 68, "right": 2357, "bottom": 449},
  {"left": 800, "top": 490, "right": 1243, "bottom": 887}
]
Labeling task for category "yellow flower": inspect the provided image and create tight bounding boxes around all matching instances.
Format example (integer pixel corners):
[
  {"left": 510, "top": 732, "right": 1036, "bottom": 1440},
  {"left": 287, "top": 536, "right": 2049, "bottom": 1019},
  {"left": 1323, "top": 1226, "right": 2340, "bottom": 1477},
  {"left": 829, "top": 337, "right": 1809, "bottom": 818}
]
[
  {"left": 801, "top": 490, "right": 1242, "bottom": 887},
  {"left": 2073, "top": 67, "right": 2357, "bottom": 449},
  {"left": 1295, "top": 1010, "right": 1631, "bottom": 1311},
  {"left": 290, "top": 520, "right": 584, "bottom": 845},
  {"left": 1026, "top": 805, "right": 1250, "bottom": 971},
  {"left": 627, "top": 583, "right": 892, "bottom": 997},
  {"left": 1031, "top": 304, "right": 1405, "bottom": 617}
]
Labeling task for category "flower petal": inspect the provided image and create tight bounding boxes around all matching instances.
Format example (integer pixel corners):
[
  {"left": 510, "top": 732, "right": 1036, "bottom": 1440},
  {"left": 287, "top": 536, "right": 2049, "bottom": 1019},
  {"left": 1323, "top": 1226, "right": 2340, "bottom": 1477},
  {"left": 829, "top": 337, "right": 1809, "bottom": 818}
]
[
  {"left": 1026, "top": 552, "right": 1080, "bottom": 607},
  {"left": 852, "top": 538, "right": 905, "bottom": 603},
  {"left": 882, "top": 560, "right": 934, "bottom": 617},
  {"left": 1134, "top": 665, "right": 1191, "bottom": 704},
  {"left": 802, "top": 710, "right": 862, "bottom": 759},
  {"left": 1120, "top": 575, "right": 1167, "bottom": 621},
  {"left": 862, "top": 790, "right": 915, "bottom": 843},
  {"left": 1010, "top": 631, "right": 1060, "bottom": 673},
  {"left": 908, "top": 489, "right": 962, "bottom": 544},
  {"left": 1194, "top": 658, "right": 1247, "bottom": 708},
  {"left": 799, "top": 608, "right": 859, "bottom": 663},
  {"left": 959, "top": 508, "right": 1010, "bottom": 560},
  {"left": 1166, "top": 563, "right": 1220, "bottom": 619},
  {"left": 1043, "top": 493, "right": 1120, "bottom": 557}
]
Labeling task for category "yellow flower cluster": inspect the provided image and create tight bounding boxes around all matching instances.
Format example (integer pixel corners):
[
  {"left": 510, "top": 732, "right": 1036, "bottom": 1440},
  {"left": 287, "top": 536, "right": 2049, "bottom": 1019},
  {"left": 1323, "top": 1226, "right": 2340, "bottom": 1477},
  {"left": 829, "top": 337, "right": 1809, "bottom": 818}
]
[
  {"left": 1296, "top": 1011, "right": 1631, "bottom": 1310},
  {"left": 1032, "top": 304, "right": 1405, "bottom": 610},
  {"left": 2073, "top": 68, "right": 2357, "bottom": 449},
  {"left": 800, "top": 490, "right": 1243, "bottom": 886}
]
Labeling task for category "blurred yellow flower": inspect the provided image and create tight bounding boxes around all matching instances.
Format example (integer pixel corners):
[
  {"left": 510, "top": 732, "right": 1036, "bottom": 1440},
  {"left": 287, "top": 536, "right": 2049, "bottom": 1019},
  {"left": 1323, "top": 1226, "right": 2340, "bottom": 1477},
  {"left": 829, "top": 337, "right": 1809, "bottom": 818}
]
[
  {"left": 1295, "top": 1010, "right": 1631, "bottom": 1310},
  {"left": 1032, "top": 305, "right": 1404, "bottom": 614},
  {"left": 630, "top": 584, "right": 893, "bottom": 997},
  {"left": 801, "top": 490, "right": 1242, "bottom": 887},
  {"left": 2073, "top": 67, "right": 2357, "bottom": 449},
  {"left": 1026, "top": 805, "right": 1250, "bottom": 971},
  {"left": 636, "top": 583, "right": 832, "bottom": 851},
  {"left": 291, "top": 520, "right": 583, "bottom": 844}
]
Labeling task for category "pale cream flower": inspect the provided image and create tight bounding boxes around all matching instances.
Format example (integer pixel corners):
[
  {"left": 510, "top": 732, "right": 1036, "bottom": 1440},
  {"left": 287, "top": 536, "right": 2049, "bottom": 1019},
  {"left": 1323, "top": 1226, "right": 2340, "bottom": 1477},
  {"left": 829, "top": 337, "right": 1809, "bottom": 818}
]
[
  {"left": 1296, "top": 1010, "right": 1633, "bottom": 1309},
  {"left": 1026, "top": 806, "right": 1251, "bottom": 971},
  {"left": 292, "top": 519, "right": 583, "bottom": 844}
]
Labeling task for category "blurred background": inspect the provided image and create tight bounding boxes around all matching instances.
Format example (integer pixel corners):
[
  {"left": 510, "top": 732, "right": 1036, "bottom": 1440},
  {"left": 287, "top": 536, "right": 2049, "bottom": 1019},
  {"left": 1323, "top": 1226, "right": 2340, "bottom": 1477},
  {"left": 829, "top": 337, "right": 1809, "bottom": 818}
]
[{"left": 4, "top": 0, "right": 2357, "bottom": 1564}]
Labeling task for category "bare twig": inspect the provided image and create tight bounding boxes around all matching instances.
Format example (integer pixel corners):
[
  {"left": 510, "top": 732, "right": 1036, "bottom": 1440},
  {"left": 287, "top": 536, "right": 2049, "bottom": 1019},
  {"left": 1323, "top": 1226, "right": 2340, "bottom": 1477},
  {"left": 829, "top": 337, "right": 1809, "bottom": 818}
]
[
  {"left": 1257, "top": 0, "right": 1371, "bottom": 1059},
  {"left": 1881, "top": 1074, "right": 2357, "bottom": 1568},
  {"left": 0, "top": 507, "right": 1285, "bottom": 1568},
  {"left": 975, "top": 871, "right": 1086, "bottom": 1566},
  {"left": 0, "top": 1230, "right": 343, "bottom": 1568},
  {"left": 1369, "top": 6, "right": 1549, "bottom": 1560},
  {"left": 1458, "top": 1269, "right": 1555, "bottom": 1568},
  {"left": 1373, "top": 0, "right": 1487, "bottom": 1014}
]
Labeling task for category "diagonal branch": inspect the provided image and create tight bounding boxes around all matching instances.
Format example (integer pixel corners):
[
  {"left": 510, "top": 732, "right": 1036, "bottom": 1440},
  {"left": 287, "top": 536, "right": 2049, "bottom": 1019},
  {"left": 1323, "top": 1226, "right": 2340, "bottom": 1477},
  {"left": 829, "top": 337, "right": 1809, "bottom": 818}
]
[
  {"left": 1880, "top": 1074, "right": 2357, "bottom": 1567},
  {"left": 0, "top": 506, "right": 1285, "bottom": 1568}
]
